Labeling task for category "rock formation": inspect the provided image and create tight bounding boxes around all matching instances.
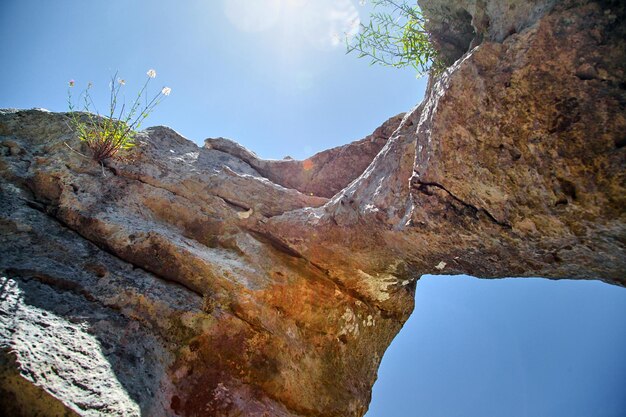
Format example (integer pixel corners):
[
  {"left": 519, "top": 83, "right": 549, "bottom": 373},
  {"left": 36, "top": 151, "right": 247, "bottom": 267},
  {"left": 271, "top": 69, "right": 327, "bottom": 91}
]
[{"left": 0, "top": 0, "right": 624, "bottom": 415}]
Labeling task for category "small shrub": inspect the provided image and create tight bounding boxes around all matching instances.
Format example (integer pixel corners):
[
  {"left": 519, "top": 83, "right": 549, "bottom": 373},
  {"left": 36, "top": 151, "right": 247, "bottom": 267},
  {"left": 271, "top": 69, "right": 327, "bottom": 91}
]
[
  {"left": 347, "top": 0, "right": 444, "bottom": 77},
  {"left": 67, "top": 69, "right": 171, "bottom": 163}
]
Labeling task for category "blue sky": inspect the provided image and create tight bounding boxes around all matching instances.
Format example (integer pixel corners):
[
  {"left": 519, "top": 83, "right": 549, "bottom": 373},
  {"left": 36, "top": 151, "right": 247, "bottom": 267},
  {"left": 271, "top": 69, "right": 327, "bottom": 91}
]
[
  {"left": 2, "top": 1, "right": 625, "bottom": 416},
  {"left": 366, "top": 276, "right": 626, "bottom": 417},
  {"left": 0, "top": 0, "right": 425, "bottom": 159}
]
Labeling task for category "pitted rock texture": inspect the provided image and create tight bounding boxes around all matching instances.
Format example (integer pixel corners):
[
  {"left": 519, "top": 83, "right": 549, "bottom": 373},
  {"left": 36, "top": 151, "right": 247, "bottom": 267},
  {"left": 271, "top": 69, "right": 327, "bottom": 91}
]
[
  {"left": 0, "top": 0, "right": 624, "bottom": 416},
  {"left": 420, "top": 0, "right": 559, "bottom": 63},
  {"left": 0, "top": 110, "right": 404, "bottom": 417}
]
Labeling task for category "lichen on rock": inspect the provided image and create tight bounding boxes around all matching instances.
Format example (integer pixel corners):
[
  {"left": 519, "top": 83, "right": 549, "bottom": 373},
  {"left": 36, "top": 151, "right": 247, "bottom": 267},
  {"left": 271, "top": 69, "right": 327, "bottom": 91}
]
[{"left": 0, "top": 0, "right": 624, "bottom": 415}]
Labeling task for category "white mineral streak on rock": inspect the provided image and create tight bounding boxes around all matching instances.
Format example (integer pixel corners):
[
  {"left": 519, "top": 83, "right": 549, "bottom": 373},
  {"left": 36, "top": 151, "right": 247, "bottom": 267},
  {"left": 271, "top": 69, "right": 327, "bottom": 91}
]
[
  {"left": 0, "top": 3, "right": 624, "bottom": 413},
  {"left": 339, "top": 307, "right": 359, "bottom": 336},
  {"left": 363, "top": 204, "right": 379, "bottom": 214},
  {"left": 237, "top": 208, "right": 253, "bottom": 219},
  {"left": 356, "top": 270, "right": 395, "bottom": 302}
]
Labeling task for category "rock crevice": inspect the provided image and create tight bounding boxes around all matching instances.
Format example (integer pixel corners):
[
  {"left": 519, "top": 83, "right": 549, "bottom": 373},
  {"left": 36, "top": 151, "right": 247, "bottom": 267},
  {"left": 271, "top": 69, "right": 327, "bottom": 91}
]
[
  {"left": 412, "top": 178, "right": 513, "bottom": 227},
  {"left": 0, "top": 0, "right": 624, "bottom": 415}
]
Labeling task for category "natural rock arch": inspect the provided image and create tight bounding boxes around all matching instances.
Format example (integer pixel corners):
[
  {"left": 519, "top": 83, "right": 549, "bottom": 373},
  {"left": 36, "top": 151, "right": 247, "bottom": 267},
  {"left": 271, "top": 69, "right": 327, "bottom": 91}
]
[{"left": 0, "top": 0, "right": 624, "bottom": 416}]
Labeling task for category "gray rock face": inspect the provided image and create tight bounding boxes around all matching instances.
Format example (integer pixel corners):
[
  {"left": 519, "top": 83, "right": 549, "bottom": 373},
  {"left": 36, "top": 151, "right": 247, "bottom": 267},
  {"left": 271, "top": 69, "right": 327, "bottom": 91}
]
[
  {"left": 0, "top": 109, "right": 403, "bottom": 417},
  {"left": 419, "top": 0, "right": 558, "bottom": 63},
  {"left": 205, "top": 113, "right": 404, "bottom": 198},
  {"left": 0, "top": 0, "right": 624, "bottom": 416}
]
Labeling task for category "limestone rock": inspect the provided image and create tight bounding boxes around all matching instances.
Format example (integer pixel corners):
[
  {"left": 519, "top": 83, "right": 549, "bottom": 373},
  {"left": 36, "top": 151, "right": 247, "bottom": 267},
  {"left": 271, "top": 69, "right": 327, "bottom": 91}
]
[
  {"left": 0, "top": 109, "right": 401, "bottom": 417},
  {"left": 204, "top": 113, "right": 404, "bottom": 198},
  {"left": 419, "top": 0, "right": 558, "bottom": 63},
  {"left": 0, "top": 0, "right": 624, "bottom": 416}
]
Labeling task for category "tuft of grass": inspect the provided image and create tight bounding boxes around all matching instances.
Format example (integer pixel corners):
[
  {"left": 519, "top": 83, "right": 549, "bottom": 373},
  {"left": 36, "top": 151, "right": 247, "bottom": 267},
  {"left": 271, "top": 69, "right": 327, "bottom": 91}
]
[{"left": 66, "top": 69, "right": 171, "bottom": 163}]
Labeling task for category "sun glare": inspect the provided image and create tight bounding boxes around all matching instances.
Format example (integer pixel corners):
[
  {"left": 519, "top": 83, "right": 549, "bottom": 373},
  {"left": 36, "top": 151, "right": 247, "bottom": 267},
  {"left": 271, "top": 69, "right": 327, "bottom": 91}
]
[{"left": 222, "top": 0, "right": 360, "bottom": 50}]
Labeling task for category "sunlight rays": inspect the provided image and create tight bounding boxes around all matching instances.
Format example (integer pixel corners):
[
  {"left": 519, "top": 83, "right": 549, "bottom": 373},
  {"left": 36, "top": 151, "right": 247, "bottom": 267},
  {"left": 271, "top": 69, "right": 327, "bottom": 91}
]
[
  {"left": 222, "top": 0, "right": 282, "bottom": 33},
  {"left": 221, "top": 0, "right": 360, "bottom": 50}
]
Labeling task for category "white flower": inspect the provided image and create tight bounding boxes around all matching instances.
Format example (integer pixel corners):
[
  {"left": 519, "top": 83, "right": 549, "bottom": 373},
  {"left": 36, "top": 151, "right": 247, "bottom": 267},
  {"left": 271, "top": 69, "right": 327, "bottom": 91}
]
[
  {"left": 118, "top": 78, "right": 126, "bottom": 85},
  {"left": 161, "top": 87, "right": 171, "bottom": 96},
  {"left": 147, "top": 69, "right": 157, "bottom": 78}
]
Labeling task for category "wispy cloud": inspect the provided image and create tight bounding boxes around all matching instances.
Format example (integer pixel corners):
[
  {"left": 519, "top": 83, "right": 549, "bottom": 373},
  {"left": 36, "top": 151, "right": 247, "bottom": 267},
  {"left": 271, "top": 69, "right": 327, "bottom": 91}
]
[
  {"left": 222, "top": 0, "right": 282, "bottom": 33},
  {"left": 222, "top": 0, "right": 360, "bottom": 49},
  {"left": 300, "top": 0, "right": 360, "bottom": 50}
]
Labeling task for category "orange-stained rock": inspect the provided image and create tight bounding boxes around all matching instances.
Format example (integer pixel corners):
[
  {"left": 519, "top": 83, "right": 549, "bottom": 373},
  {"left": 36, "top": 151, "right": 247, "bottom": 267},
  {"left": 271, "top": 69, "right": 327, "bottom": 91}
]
[{"left": 0, "top": 0, "right": 624, "bottom": 415}]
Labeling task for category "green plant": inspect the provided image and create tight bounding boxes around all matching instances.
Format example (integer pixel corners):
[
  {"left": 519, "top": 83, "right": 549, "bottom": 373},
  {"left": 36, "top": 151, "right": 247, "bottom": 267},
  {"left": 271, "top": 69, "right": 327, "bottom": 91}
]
[
  {"left": 67, "top": 69, "right": 171, "bottom": 163},
  {"left": 347, "top": 0, "right": 443, "bottom": 77}
]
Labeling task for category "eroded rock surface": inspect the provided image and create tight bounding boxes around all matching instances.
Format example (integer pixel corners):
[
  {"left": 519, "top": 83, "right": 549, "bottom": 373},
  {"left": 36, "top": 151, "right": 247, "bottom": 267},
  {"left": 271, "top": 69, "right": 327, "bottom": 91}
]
[
  {"left": 204, "top": 113, "right": 404, "bottom": 199},
  {"left": 0, "top": 0, "right": 624, "bottom": 416},
  {"left": 421, "top": 0, "right": 559, "bottom": 63}
]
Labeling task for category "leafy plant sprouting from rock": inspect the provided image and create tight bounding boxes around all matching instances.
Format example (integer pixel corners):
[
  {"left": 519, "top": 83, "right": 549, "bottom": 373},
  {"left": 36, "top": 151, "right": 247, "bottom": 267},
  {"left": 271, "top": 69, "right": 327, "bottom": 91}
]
[
  {"left": 347, "top": 0, "right": 443, "bottom": 77},
  {"left": 67, "top": 69, "right": 171, "bottom": 163}
]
